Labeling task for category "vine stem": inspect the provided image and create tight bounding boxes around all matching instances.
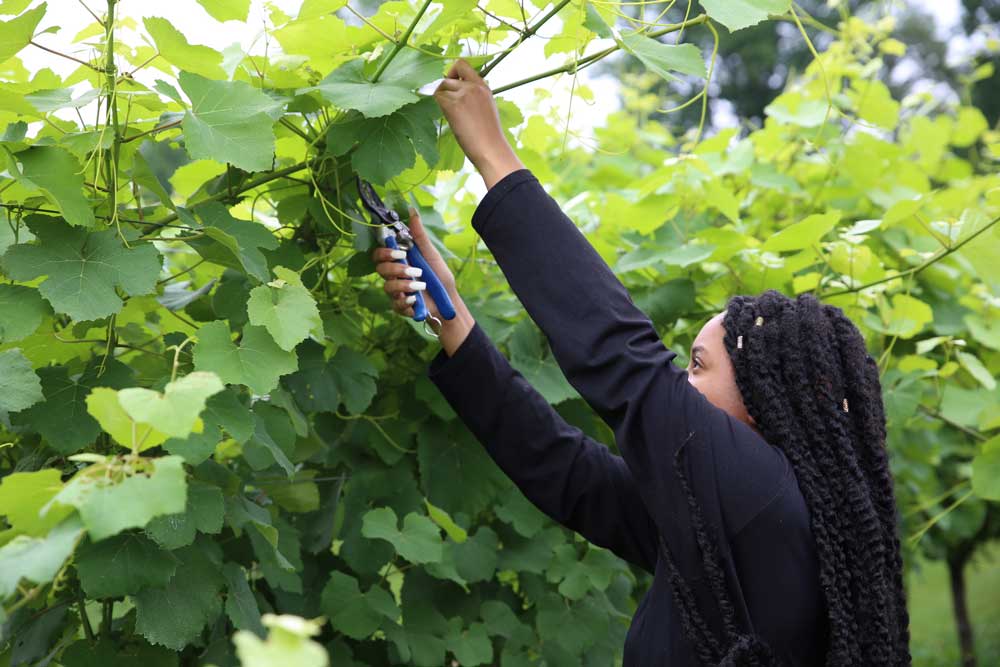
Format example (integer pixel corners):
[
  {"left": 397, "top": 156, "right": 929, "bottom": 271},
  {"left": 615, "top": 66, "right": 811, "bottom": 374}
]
[
  {"left": 821, "top": 213, "right": 1000, "bottom": 298},
  {"left": 491, "top": 14, "right": 709, "bottom": 94},
  {"left": 479, "top": 0, "right": 573, "bottom": 76},
  {"left": 138, "top": 160, "right": 314, "bottom": 239},
  {"left": 121, "top": 118, "right": 181, "bottom": 144},
  {"left": 371, "top": 0, "right": 434, "bottom": 83},
  {"left": 103, "top": 0, "right": 122, "bottom": 237}
]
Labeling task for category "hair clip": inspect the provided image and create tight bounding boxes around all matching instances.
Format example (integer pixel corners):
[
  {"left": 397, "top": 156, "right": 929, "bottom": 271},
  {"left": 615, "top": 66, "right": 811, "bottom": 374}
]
[
  {"left": 754, "top": 316, "right": 764, "bottom": 327},
  {"left": 842, "top": 398, "right": 849, "bottom": 413},
  {"left": 737, "top": 335, "right": 743, "bottom": 349}
]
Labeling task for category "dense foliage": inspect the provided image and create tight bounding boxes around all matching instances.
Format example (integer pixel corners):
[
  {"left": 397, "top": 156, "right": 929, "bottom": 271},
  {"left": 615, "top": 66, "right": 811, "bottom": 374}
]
[{"left": 0, "top": 0, "right": 998, "bottom": 665}]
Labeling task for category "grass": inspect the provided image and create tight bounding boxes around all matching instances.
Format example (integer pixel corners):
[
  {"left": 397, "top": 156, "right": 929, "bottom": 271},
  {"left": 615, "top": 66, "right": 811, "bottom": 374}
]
[{"left": 907, "top": 540, "right": 1000, "bottom": 666}]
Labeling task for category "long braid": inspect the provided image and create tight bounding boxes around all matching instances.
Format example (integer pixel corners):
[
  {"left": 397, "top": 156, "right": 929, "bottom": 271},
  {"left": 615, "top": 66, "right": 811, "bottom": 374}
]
[{"left": 654, "top": 290, "right": 910, "bottom": 665}]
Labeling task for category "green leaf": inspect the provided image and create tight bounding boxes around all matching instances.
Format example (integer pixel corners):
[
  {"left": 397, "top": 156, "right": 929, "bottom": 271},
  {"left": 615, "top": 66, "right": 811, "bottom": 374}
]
[
  {"left": 423, "top": 498, "right": 467, "bottom": 543},
  {"left": 313, "top": 50, "right": 442, "bottom": 118},
  {"left": 0, "top": 468, "right": 72, "bottom": 536},
  {"left": 700, "top": 0, "right": 791, "bottom": 32},
  {"left": 143, "top": 17, "right": 226, "bottom": 79},
  {"left": 193, "top": 320, "right": 298, "bottom": 395},
  {"left": 145, "top": 481, "right": 225, "bottom": 549},
  {"left": 1, "top": 219, "right": 162, "bottom": 321},
  {"left": 15, "top": 359, "right": 132, "bottom": 454},
  {"left": 283, "top": 339, "right": 340, "bottom": 412},
  {"left": 0, "top": 285, "right": 49, "bottom": 342},
  {"left": 326, "top": 97, "right": 440, "bottom": 185},
  {"left": 329, "top": 346, "right": 378, "bottom": 414},
  {"left": 75, "top": 532, "right": 178, "bottom": 598},
  {"left": 0, "top": 348, "right": 43, "bottom": 412},
  {"left": 0, "top": 3, "right": 45, "bottom": 64},
  {"left": 971, "top": 435, "right": 1000, "bottom": 501},
  {"left": 196, "top": 0, "right": 250, "bottom": 22},
  {"left": 361, "top": 507, "right": 444, "bottom": 564},
  {"left": 445, "top": 618, "right": 493, "bottom": 666},
  {"left": 133, "top": 537, "right": 225, "bottom": 650},
  {"left": 320, "top": 570, "right": 398, "bottom": 640},
  {"left": 50, "top": 455, "right": 188, "bottom": 541},
  {"left": 0, "top": 515, "right": 84, "bottom": 599},
  {"left": 233, "top": 614, "right": 329, "bottom": 667},
  {"left": 178, "top": 71, "right": 283, "bottom": 172},
  {"left": 244, "top": 408, "right": 295, "bottom": 477},
  {"left": 956, "top": 351, "right": 996, "bottom": 390},
  {"left": 86, "top": 386, "right": 168, "bottom": 451},
  {"left": 417, "top": 424, "right": 503, "bottom": 517},
  {"left": 763, "top": 212, "right": 840, "bottom": 251},
  {"left": 619, "top": 32, "right": 706, "bottom": 80},
  {"left": 7, "top": 146, "right": 95, "bottom": 227},
  {"left": 186, "top": 203, "right": 279, "bottom": 283},
  {"left": 223, "top": 562, "right": 265, "bottom": 635},
  {"left": 117, "top": 371, "right": 226, "bottom": 440},
  {"left": 452, "top": 526, "right": 499, "bottom": 583},
  {"left": 247, "top": 266, "right": 323, "bottom": 351}
]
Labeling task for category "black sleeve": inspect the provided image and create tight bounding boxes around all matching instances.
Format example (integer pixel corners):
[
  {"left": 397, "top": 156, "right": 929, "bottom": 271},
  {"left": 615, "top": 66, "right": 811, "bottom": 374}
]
[
  {"left": 469, "top": 168, "right": 789, "bottom": 575},
  {"left": 428, "top": 321, "right": 659, "bottom": 573}
]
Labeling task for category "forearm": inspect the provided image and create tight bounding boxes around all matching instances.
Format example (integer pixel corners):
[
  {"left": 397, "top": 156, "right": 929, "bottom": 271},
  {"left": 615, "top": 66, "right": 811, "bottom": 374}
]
[
  {"left": 474, "top": 145, "right": 525, "bottom": 191},
  {"left": 436, "top": 296, "right": 476, "bottom": 357}
]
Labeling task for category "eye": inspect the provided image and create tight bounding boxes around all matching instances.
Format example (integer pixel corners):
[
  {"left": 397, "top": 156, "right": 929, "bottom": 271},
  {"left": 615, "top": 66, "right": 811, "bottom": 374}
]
[{"left": 691, "top": 356, "right": 702, "bottom": 369}]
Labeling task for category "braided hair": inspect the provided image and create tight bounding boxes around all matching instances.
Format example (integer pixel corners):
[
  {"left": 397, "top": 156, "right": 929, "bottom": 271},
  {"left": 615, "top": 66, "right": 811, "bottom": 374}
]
[{"left": 659, "top": 290, "right": 911, "bottom": 666}]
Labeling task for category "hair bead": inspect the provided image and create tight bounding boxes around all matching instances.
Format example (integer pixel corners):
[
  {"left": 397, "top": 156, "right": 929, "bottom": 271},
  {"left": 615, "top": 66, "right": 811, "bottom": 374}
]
[
  {"left": 737, "top": 335, "right": 743, "bottom": 349},
  {"left": 843, "top": 397, "right": 849, "bottom": 413},
  {"left": 755, "top": 316, "right": 764, "bottom": 326}
]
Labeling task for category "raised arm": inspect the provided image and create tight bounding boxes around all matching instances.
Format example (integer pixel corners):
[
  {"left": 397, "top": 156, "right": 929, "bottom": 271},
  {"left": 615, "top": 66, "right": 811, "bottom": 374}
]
[
  {"left": 427, "top": 321, "right": 659, "bottom": 573},
  {"left": 435, "top": 60, "right": 789, "bottom": 568}
]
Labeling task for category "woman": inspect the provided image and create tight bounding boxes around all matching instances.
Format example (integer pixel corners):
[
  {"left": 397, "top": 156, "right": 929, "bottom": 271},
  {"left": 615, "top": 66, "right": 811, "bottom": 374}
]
[{"left": 371, "top": 59, "right": 911, "bottom": 666}]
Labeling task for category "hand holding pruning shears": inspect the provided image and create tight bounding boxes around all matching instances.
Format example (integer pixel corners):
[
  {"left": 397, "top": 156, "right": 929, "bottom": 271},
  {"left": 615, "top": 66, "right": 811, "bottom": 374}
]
[{"left": 361, "top": 175, "right": 458, "bottom": 335}]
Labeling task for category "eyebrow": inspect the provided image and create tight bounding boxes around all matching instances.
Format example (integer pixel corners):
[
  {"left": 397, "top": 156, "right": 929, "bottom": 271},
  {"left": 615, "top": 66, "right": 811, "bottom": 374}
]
[{"left": 690, "top": 344, "right": 706, "bottom": 358}]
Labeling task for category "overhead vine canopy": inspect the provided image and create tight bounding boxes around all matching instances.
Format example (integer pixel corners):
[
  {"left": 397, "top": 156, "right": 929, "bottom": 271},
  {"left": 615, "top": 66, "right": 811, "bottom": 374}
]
[{"left": 0, "top": 0, "right": 998, "bottom": 664}]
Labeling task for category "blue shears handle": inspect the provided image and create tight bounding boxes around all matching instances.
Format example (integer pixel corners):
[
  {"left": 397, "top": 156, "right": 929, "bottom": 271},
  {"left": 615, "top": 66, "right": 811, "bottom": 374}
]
[{"left": 383, "top": 235, "right": 456, "bottom": 323}]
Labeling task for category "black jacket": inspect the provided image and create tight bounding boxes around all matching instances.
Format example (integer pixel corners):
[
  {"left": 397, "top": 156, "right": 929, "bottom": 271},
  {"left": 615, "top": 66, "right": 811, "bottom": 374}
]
[{"left": 428, "top": 168, "right": 827, "bottom": 665}]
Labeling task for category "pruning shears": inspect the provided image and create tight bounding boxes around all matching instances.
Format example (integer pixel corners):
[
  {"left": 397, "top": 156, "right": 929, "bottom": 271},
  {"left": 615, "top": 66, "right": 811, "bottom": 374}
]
[{"left": 356, "top": 175, "right": 456, "bottom": 334}]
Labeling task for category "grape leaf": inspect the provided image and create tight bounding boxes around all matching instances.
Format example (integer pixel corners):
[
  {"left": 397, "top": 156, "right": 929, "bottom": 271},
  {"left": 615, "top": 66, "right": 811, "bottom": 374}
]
[
  {"left": 762, "top": 212, "right": 841, "bottom": 251},
  {"left": 313, "top": 49, "right": 442, "bottom": 118},
  {"left": 50, "top": 456, "right": 188, "bottom": 541},
  {"left": 117, "top": 371, "right": 226, "bottom": 439},
  {"left": 0, "top": 348, "right": 43, "bottom": 412},
  {"left": 0, "top": 3, "right": 45, "bottom": 64},
  {"left": 14, "top": 358, "right": 133, "bottom": 455},
  {"left": 178, "top": 71, "right": 284, "bottom": 173},
  {"left": 283, "top": 339, "right": 340, "bottom": 412},
  {"left": 233, "top": 614, "right": 328, "bottom": 667},
  {"left": 361, "top": 507, "right": 444, "bottom": 564},
  {"left": 326, "top": 96, "right": 440, "bottom": 185},
  {"left": 222, "top": 562, "right": 264, "bottom": 635},
  {"left": 619, "top": 32, "right": 706, "bottom": 80},
  {"left": 246, "top": 266, "right": 323, "bottom": 351},
  {"left": 7, "top": 146, "right": 95, "bottom": 227},
  {"left": 445, "top": 618, "right": 493, "bottom": 666},
  {"left": 145, "top": 481, "right": 225, "bottom": 549},
  {"left": 193, "top": 320, "right": 298, "bottom": 395},
  {"left": 143, "top": 17, "right": 226, "bottom": 79},
  {"left": 1, "top": 219, "right": 162, "bottom": 321},
  {"left": 196, "top": 0, "right": 250, "bottom": 22},
  {"left": 700, "top": 0, "right": 791, "bottom": 32},
  {"left": 0, "top": 515, "right": 84, "bottom": 599},
  {"left": 185, "top": 203, "right": 279, "bottom": 283},
  {"left": 0, "top": 468, "right": 72, "bottom": 536},
  {"left": 133, "top": 537, "right": 225, "bottom": 650},
  {"left": 319, "top": 571, "right": 398, "bottom": 639},
  {"left": 0, "top": 285, "right": 49, "bottom": 342},
  {"left": 75, "top": 532, "right": 178, "bottom": 598},
  {"left": 328, "top": 346, "right": 378, "bottom": 414}
]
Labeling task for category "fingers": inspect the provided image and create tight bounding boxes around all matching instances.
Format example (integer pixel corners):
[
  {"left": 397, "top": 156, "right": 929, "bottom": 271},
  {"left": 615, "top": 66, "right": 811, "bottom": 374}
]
[
  {"left": 435, "top": 78, "right": 463, "bottom": 92},
  {"left": 447, "top": 58, "right": 481, "bottom": 82},
  {"left": 374, "top": 259, "right": 422, "bottom": 281},
  {"left": 382, "top": 277, "right": 426, "bottom": 297},
  {"left": 391, "top": 291, "right": 416, "bottom": 318}
]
